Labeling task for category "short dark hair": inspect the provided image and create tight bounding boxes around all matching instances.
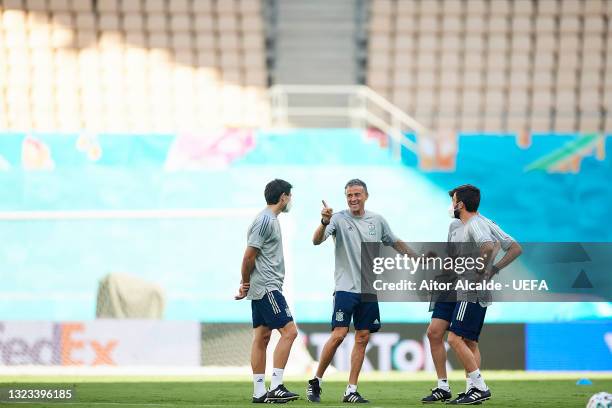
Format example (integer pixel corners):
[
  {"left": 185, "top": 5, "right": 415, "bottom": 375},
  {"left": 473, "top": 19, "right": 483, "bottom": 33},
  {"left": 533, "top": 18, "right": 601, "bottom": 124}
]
[
  {"left": 264, "top": 179, "right": 292, "bottom": 204},
  {"left": 345, "top": 179, "right": 368, "bottom": 194},
  {"left": 448, "top": 184, "right": 480, "bottom": 212}
]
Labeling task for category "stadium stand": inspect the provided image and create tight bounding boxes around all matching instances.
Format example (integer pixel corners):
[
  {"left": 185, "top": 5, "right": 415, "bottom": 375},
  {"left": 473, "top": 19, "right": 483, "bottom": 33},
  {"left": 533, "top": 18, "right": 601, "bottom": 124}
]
[
  {"left": 367, "top": 0, "right": 612, "bottom": 133},
  {"left": 2, "top": 0, "right": 609, "bottom": 135},
  {"left": 0, "top": 0, "right": 268, "bottom": 132}
]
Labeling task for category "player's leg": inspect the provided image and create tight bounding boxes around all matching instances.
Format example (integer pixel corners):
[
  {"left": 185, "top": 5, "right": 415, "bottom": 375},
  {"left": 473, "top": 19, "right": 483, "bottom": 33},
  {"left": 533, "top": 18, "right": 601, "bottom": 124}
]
[
  {"left": 421, "top": 301, "right": 454, "bottom": 403},
  {"left": 348, "top": 329, "right": 370, "bottom": 383},
  {"left": 463, "top": 340, "right": 481, "bottom": 394},
  {"left": 307, "top": 291, "right": 354, "bottom": 402},
  {"left": 447, "top": 302, "right": 490, "bottom": 405},
  {"left": 251, "top": 300, "right": 271, "bottom": 403},
  {"left": 447, "top": 331, "right": 478, "bottom": 371},
  {"left": 469, "top": 340, "right": 482, "bottom": 367},
  {"left": 252, "top": 326, "right": 272, "bottom": 373},
  {"left": 428, "top": 318, "right": 450, "bottom": 381},
  {"left": 273, "top": 321, "right": 298, "bottom": 373},
  {"left": 260, "top": 291, "right": 299, "bottom": 402},
  {"left": 315, "top": 326, "right": 349, "bottom": 377},
  {"left": 317, "top": 291, "right": 355, "bottom": 378},
  {"left": 307, "top": 326, "right": 348, "bottom": 402},
  {"left": 342, "top": 297, "right": 379, "bottom": 403}
]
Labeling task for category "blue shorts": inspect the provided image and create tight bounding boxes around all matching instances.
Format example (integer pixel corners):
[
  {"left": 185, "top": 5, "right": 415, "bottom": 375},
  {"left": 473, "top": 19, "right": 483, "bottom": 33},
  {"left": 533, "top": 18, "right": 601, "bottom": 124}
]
[
  {"left": 449, "top": 301, "right": 487, "bottom": 342},
  {"left": 432, "top": 301, "right": 456, "bottom": 323},
  {"left": 332, "top": 291, "right": 381, "bottom": 333},
  {"left": 251, "top": 290, "right": 293, "bottom": 330}
]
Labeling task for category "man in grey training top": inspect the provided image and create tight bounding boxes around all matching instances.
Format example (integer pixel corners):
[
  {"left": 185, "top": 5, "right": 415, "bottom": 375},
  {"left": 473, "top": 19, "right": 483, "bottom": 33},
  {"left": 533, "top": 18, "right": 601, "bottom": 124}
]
[
  {"left": 235, "top": 179, "right": 300, "bottom": 404},
  {"left": 421, "top": 184, "right": 522, "bottom": 405},
  {"left": 306, "top": 179, "right": 415, "bottom": 404}
]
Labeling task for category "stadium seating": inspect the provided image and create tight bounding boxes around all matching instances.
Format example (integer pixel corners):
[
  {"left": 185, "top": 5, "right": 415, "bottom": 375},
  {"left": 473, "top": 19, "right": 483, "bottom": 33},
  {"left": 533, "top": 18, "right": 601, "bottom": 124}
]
[
  {"left": 2, "top": 0, "right": 610, "bottom": 135},
  {"left": 367, "top": 0, "right": 612, "bottom": 133},
  {"left": 0, "top": 0, "right": 268, "bottom": 132}
]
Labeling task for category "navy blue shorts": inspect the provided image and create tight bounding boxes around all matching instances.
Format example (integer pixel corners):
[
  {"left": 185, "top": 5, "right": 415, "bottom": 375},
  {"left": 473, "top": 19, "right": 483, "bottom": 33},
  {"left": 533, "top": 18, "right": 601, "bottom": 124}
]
[
  {"left": 448, "top": 301, "right": 487, "bottom": 342},
  {"left": 332, "top": 291, "right": 381, "bottom": 333},
  {"left": 432, "top": 301, "right": 456, "bottom": 323},
  {"left": 251, "top": 290, "right": 293, "bottom": 330}
]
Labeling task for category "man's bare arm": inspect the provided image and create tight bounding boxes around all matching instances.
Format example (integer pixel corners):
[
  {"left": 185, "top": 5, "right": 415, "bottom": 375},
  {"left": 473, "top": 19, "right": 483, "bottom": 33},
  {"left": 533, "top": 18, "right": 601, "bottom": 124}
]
[
  {"left": 493, "top": 242, "right": 523, "bottom": 271},
  {"left": 392, "top": 241, "right": 418, "bottom": 258},
  {"left": 235, "top": 246, "right": 259, "bottom": 300},
  {"left": 482, "top": 241, "right": 523, "bottom": 279},
  {"left": 313, "top": 223, "right": 327, "bottom": 245},
  {"left": 241, "top": 246, "right": 258, "bottom": 283}
]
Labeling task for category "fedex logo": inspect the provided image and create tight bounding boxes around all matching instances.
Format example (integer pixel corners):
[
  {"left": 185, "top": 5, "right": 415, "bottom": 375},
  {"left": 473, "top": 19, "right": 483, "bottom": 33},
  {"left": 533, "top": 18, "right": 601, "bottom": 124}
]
[{"left": 0, "top": 322, "right": 118, "bottom": 366}]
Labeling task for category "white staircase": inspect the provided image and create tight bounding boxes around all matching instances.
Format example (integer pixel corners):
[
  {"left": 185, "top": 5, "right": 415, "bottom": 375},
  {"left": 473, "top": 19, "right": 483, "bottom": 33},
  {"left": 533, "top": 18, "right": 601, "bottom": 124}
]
[{"left": 266, "top": 0, "right": 367, "bottom": 126}]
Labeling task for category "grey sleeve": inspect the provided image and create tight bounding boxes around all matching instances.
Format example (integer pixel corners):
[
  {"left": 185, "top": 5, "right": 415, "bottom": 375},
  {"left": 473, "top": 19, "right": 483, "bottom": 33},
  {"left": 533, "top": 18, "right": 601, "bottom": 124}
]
[
  {"left": 247, "top": 215, "right": 272, "bottom": 249},
  {"left": 380, "top": 216, "right": 398, "bottom": 246},
  {"left": 491, "top": 224, "right": 516, "bottom": 251},
  {"left": 467, "top": 218, "right": 494, "bottom": 247}
]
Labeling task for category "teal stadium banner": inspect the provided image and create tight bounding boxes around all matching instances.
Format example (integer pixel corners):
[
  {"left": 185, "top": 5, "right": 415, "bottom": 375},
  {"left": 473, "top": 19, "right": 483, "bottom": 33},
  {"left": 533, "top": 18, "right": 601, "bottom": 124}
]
[{"left": 0, "top": 131, "right": 611, "bottom": 323}]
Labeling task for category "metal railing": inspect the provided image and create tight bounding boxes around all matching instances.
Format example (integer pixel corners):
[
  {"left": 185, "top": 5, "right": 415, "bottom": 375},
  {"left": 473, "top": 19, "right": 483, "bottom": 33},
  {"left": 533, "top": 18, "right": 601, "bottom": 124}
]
[{"left": 269, "top": 84, "right": 436, "bottom": 157}]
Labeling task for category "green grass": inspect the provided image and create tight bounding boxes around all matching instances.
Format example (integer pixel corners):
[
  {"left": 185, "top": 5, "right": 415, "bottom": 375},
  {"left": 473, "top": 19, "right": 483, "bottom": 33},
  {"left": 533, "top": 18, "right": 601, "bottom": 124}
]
[{"left": 1, "top": 373, "right": 610, "bottom": 407}]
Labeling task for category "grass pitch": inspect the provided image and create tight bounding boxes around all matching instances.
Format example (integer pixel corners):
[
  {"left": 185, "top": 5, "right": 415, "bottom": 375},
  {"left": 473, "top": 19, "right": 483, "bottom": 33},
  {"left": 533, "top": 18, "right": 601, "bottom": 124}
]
[{"left": 0, "top": 372, "right": 610, "bottom": 407}]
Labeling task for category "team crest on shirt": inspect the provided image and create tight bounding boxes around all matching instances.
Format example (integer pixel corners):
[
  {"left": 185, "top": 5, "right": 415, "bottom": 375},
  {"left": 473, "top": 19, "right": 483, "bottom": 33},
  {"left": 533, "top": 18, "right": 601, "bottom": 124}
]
[
  {"left": 336, "top": 310, "right": 344, "bottom": 322},
  {"left": 368, "top": 224, "right": 376, "bottom": 235}
]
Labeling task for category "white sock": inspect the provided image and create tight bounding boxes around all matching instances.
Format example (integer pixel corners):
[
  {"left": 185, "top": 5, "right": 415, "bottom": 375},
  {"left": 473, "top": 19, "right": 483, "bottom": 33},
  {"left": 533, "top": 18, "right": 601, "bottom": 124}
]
[
  {"left": 253, "top": 374, "right": 266, "bottom": 398},
  {"left": 345, "top": 384, "right": 357, "bottom": 396},
  {"left": 467, "top": 369, "right": 487, "bottom": 391},
  {"left": 315, "top": 376, "right": 323, "bottom": 386},
  {"left": 465, "top": 376, "right": 474, "bottom": 393},
  {"left": 270, "top": 368, "right": 284, "bottom": 389},
  {"left": 437, "top": 379, "right": 450, "bottom": 391}
]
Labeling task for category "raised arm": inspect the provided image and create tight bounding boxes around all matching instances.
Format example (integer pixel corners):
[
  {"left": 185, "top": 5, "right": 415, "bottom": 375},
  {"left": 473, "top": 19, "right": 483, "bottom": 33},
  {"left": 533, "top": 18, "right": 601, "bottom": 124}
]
[{"left": 313, "top": 200, "right": 333, "bottom": 245}]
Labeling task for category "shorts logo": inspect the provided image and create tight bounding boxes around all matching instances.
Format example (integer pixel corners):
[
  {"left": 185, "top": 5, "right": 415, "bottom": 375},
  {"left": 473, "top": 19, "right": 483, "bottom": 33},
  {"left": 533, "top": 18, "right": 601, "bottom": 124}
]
[
  {"left": 285, "top": 307, "right": 292, "bottom": 318},
  {"left": 335, "top": 310, "right": 344, "bottom": 322},
  {"left": 373, "top": 319, "right": 379, "bottom": 324}
]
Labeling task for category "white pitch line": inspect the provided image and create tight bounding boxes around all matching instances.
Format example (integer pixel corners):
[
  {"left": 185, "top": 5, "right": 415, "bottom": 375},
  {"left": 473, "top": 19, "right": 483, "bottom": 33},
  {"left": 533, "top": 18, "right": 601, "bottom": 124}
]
[{"left": 0, "top": 208, "right": 260, "bottom": 221}]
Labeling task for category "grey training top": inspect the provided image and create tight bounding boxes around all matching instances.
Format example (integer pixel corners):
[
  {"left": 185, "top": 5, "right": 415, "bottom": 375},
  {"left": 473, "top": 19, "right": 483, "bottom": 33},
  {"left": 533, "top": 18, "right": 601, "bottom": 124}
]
[
  {"left": 246, "top": 208, "right": 285, "bottom": 300},
  {"left": 324, "top": 210, "right": 397, "bottom": 293},
  {"left": 454, "top": 214, "right": 515, "bottom": 306},
  {"left": 464, "top": 214, "right": 515, "bottom": 252}
]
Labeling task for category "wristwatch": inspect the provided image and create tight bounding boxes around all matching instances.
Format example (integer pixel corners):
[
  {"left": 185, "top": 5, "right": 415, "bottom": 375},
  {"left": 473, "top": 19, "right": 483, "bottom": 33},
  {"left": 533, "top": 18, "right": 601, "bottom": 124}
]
[{"left": 321, "top": 218, "right": 330, "bottom": 226}]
